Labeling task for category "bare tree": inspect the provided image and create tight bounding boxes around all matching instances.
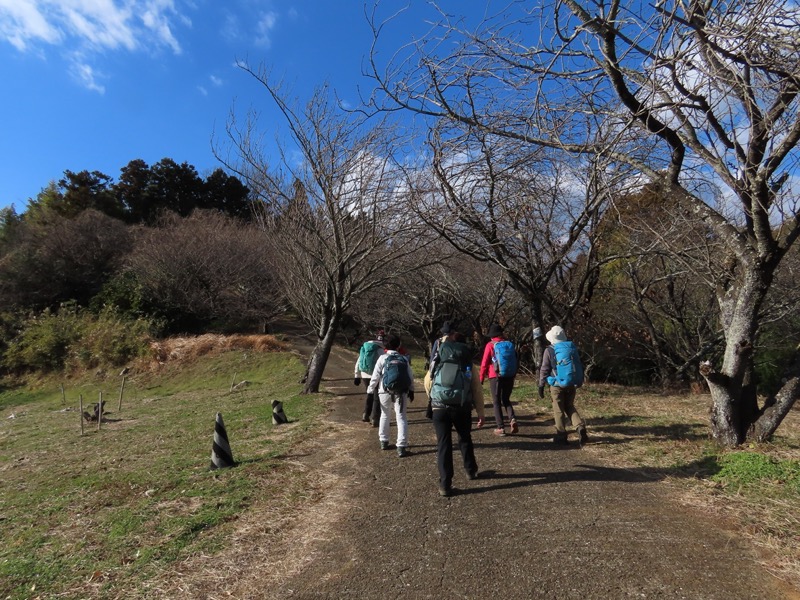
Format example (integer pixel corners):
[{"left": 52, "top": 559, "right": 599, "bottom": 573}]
[
  {"left": 129, "top": 210, "right": 283, "bottom": 331},
  {"left": 401, "top": 124, "right": 611, "bottom": 367},
  {"left": 591, "top": 186, "right": 726, "bottom": 386},
  {"left": 0, "top": 208, "right": 131, "bottom": 310},
  {"left": 219, "top": 72, "right": 433, "bottom": 392},
  {"left": 368, "top": 0, "right": 800, "bottom": 446}
]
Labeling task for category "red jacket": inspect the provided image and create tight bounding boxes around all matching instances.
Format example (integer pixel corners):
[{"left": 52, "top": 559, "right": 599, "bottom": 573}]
[{"left": 479, "top": 337, "right": 504, "bottom": 382}]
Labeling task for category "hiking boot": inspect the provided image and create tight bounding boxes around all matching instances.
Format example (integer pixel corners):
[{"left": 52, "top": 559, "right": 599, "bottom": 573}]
[
  {"left": 493, "top": 428, "right": 506, "bottom": 437},
  {"left": 510, "top": 419, "right": 519, "bottom": 434},
  {"left": 371, "top": 419, "right": 379, "bottom": 428},
  {"left": 438, "top": 485, "right": 453, "bottom": 497},
  {"left": 397, "top": 446, "right": 409, "bottom": 458},
  {"left": 361, "top": 412, "right": 370, "bottom": 422},
  {"left": 579, "top": 428, "right": 589, "bottom": 448},
  {"left": 553, "top": 433, "right": 569, "bottom": 445},
  {"left": 465, "top": 469, "right": 478, "bottom": 481},
  {"left": 380, "top": 440, "right": 390, "bottom": 450}
]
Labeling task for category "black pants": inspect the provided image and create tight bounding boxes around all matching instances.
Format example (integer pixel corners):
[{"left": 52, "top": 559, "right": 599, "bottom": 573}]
[
  {"left": 362, "top": 380, "right": 380, "bottom": 422},
  {"left": 432, "top": 405, "right": 478, "bottom": 490},
  {"left": 490, "top": 377, "right": 516, "bottom": 429}
]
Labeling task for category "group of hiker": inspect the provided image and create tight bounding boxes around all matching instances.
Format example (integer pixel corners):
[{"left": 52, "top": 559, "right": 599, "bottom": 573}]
[{"left": 353, "top": 322, "right": 588, "bottom": 497}]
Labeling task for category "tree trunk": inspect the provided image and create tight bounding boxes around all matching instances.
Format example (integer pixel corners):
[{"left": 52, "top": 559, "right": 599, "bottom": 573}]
[
  {"left": 751, "top": 346, "right": 800, "bottom": 441},
  {"left": 704, "top": 270, "right": 766, "bottom": 447},
  {"left": 302, "top": 317, "right": 341, "bottom": 394}
]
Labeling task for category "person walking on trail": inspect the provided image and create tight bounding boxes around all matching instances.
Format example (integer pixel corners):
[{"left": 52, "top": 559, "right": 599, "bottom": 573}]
[
  {"left": 538, "top": 325, "right": 589, "bottom": 447},
  {"left": 354, "top": 329, "right": 385, "bottom": 426},
  {"left": 479, "top": 323, "right": 519, "bottom": 437},
  {"left": 425, "top": 322, "right": 485, "bottom": 428},
  {"left": 429, "top": 331, "right": 479, "bottom": 497},
  {"left": 367, "top": 333, "right": 414, "bottom": 458}
]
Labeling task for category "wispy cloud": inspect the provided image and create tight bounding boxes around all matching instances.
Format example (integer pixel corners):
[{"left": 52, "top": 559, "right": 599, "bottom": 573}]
[
  {"left": 210, "top": 74, "right": 223, "bottom": 86},
  {"left": 0, "top": 1, "right": 188, "bottom": 90},
  {"left": 70, "top": 59, "right": 105, "bottom": 93},
  {"left": 254, "top": 11, "right": 277, "bottom": 48}
]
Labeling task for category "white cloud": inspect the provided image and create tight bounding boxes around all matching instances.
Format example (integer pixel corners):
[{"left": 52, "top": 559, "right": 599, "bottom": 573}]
[
  {"left": 254, "top": 10, "right": 277, "bottom": 48},
  {"left": 209, "top": 74, "right": 222, "bottom": 86},
  {"left": 0, "top": 0, "right": 62, "bottom": 50},
  {"left": 70, "top": 60, "right": 105, "bottom": 93},
  {"left": 0, "top": 1, "right": 188, "bottom": 90},
  {"left": 197, "top": 85, "right": 208, "bottom": 96},
  {"left": 221, "top": 12, "right": 240, "bottom": 43}
]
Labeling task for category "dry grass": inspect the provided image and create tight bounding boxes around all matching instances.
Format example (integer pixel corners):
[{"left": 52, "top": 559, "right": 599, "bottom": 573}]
[{"left": 148, "top": 334, "right": 288, "bottom": 365}]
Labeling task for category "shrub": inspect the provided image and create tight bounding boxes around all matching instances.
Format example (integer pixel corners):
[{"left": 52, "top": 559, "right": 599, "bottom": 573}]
[
  {"left": 3, "top": 308, "right": 83, "bottom": 372},
  {"left": 2, "top": 306, "right": 154, "bottom": 374},
  {"left": 69, "top": 309, "right": 154, "bottom": 370}
]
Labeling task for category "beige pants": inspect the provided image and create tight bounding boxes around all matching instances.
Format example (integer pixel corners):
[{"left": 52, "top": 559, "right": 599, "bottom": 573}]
[
  {"left": 550, "top": 385, "right": 584, "bottom": 434},
  {"left": 424, "top": 371, "right": 485, "bottom": 419}
]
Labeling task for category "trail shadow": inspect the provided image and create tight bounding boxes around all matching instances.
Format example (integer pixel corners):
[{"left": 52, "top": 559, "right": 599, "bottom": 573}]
[
  {"left": 589, "top": 413, "right": 708, "bottom": 443},
  {"left": 458, "top": 455, "right": 724, "bottom": 496}
]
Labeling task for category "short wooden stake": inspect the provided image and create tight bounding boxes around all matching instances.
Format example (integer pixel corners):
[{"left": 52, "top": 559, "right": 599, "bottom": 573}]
[
  {"left": 118, "top": 376, "right": 126, "bottom": 412},
  {"left": 79, "top": 394, "right": 84, "bottom": 436},
  {"left": 97, "top": 391, "right": 103, "bottom": 432},
  {"left": 60, "top": 383, "right": 66, "bottom": 405}
]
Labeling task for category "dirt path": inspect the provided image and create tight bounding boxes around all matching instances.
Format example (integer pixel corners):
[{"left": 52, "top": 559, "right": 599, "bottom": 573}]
[{"left": 263, "top": 328, "right": 797, "bottom": 599}]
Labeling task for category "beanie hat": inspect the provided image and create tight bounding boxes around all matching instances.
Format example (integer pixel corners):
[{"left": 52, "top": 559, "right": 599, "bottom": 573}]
[
  {"left": 488, "top": 323, "right": 504, "bottom": 338},
  {"left": 546, "top": 325, "right": 567, "bottom": 344},
  {"left": 439, "top": 321, "right": 452, "bottom": 335}
]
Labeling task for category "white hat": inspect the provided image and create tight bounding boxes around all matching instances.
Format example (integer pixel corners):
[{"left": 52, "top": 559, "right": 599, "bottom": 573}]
[{"left": 546, "top": 325, "right": 567, "bottom": 344}]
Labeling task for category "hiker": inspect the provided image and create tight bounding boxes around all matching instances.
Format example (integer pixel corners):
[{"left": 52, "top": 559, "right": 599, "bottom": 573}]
[
  {"left": 429, "top": 331, "right": 479, "bottom": 496},
  {"left": 479, "top": 323, "right": 519, "bottom": 436},
  {"left": 425, "top": 322, "right": 485, "bottom": 427},
  {"left": 538, "top": 325, "right": 588, "bottom": 446},
  {"left": 367, "top": 333, "right": 414, "bottom": 457},
  {"left": 354, "top": 329, "right": 385, "bottom": 426}
]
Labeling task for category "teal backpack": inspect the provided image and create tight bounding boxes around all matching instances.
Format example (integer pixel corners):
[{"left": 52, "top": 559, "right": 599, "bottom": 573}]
[
  {"left": 358, "top": 341, "right": 383, "bottom": 374},
  {"left": 431, "top": 341, "right": 472, "bottom": 407}
]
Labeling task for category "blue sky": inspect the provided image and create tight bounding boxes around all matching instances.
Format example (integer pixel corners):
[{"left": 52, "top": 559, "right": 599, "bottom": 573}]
[{"left": 0, "top": 1, "right": 479, "bottom": 212}]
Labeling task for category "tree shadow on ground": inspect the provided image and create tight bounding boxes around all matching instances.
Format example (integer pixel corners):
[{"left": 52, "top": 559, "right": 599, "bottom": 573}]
[
  {"left": 589, "top": 414, "right": 708, "bottom": 443},
  {"left": 459, "top": 455, "right": 722, "bottom": 496}
]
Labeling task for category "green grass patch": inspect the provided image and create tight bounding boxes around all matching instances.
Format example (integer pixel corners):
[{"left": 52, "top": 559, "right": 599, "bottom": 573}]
[
  {"left": 0, "top": 348, "right": 324, "bottom": 600},
  {"left": 712, "top": 451, "right": 800, "bottom": 493}
]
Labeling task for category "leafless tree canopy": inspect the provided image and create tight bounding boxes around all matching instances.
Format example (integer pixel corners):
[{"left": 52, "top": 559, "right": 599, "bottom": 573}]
[
  {"left": 368, "top": 0, "right": 800, "bottom": 445},
  {"left": 218, "top": 70, "right": 437, "bottom": 392},
  {"left": 129, "top": 210, "right": 283, "bottom": 330}
]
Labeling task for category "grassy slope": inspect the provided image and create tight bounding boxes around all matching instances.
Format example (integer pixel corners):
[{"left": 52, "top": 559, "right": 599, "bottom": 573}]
[{"left": 0, "top": 348, "right": 326, "bottom": 599}]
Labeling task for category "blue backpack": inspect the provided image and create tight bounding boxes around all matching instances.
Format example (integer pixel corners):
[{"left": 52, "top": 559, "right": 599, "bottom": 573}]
[
  {"left": 382, "top": 353, "right": 411, "bottom": 394},
  {"left": 546, "top": 341, "right": 584, "bottom": 387},
  {"left": 492, "top": 340, "right": 518, "bottom": 378}
]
